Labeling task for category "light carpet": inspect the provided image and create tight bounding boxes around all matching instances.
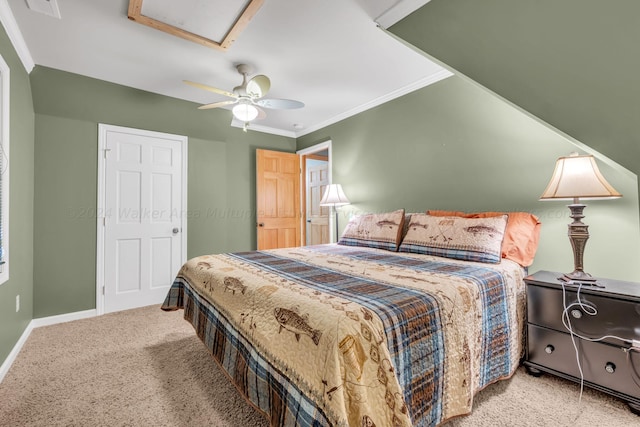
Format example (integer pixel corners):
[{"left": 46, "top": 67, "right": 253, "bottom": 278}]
[{"left": 0, "top": 305, "right": 637, "bottom": 426}]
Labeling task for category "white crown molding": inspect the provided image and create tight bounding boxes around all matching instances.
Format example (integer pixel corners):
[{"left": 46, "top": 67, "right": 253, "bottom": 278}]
[
  {"left": 375, "top": 0, "right": 433, "bottom": 29},
  {"left": 230, "top": 118, "right": 297, "bottom": 138},
  {"left": 296, "top": 68, "right": 452, "bottom": 138},
  {"left": 0, "top": 0, "right": 35, "bottom": 73}
]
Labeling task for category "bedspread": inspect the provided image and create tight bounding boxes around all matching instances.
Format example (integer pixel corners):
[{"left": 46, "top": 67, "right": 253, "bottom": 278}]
[{"left": 162, "top": 244, "right": 526, "bottom": 427}]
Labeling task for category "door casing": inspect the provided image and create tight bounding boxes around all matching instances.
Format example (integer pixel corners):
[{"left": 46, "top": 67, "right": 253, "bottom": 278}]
[{"left": 297, "top": 140, "right": 333, "bottom": 244}]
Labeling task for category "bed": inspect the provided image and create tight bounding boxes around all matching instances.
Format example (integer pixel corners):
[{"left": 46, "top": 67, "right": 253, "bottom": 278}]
[{"left": 161, "top": 210, "right": 540, "bottom": 426}]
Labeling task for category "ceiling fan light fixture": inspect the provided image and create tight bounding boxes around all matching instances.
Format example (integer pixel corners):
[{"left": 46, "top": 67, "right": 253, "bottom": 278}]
[
  {"left": 186, "top": 63, "right": 304, "bottom": 129},
  {"left": 232, "top": 103, "right": 259, "bottom": 122}
]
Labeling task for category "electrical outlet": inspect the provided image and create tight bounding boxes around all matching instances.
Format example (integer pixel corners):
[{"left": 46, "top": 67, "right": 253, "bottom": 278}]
[{"left": 16, "top": 295, "right": 19, "bottom": 312}]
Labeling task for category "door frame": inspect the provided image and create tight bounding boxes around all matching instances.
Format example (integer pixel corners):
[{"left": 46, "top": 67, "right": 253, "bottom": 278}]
[
  {"left": 95, "top": 123, "right": 188, "bottom": 316},
  {"left": 297, "top": 140, "right": 333, "bottom": 244}
]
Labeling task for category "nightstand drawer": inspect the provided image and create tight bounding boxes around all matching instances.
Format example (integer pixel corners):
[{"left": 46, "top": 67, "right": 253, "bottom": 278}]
[
  {"left": 528, "top": 324, "right": 640, "bottom": 399},
  {"left": 527, "top": 284, "right": 640, "bottom": 343}
]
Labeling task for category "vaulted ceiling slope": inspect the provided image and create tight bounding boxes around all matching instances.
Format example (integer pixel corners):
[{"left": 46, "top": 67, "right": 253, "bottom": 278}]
[
  {"left": 390, "top": 0, "right": 640, "bottom": 198},
  {"left": 6, "top": 0, "right": 449, "bottom": 137}
]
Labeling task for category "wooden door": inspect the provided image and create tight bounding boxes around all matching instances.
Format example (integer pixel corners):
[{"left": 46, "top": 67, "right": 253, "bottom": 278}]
[
  {"left": 256, "top": 149, "right": 301, "bottom": 250},
  {"left": 101, "top": 125, "right": 186, "bottom": 313},
  {"left": 306, "top": 161, "right": 329, "bottom": 245}
]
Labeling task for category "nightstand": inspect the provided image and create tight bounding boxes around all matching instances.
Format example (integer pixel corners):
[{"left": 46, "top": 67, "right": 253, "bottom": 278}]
[{"left": 523, "top": 270, "right": 640, "bottom": 413}]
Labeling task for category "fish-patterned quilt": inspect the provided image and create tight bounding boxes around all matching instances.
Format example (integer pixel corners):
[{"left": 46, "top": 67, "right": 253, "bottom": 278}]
[{"left": 161, "top": 244, "right": 527, "bottom": 427}]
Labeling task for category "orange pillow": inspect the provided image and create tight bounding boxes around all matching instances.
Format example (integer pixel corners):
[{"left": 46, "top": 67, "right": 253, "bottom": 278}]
[{"left": 427, "top": 210, "right": 541, "bottom": 267}]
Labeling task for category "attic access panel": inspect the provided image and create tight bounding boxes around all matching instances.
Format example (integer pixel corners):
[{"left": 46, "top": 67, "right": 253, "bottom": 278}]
[{"left": 128, "top": 0, "right": 264, "bottom": 51}]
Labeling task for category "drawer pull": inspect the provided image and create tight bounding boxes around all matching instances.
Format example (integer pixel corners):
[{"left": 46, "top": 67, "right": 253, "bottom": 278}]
[
  {"left": 605, "top": 362, "right": 616, "bottom": 374},
  {"left": 545, "top": 345, "right": 555, "bottom": 354},
  {"left": 571, "top": 309, "right": 583, "bottom": 319}
]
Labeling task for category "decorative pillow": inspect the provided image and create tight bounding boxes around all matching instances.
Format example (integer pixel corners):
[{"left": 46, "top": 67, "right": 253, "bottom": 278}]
[
  {"left": 399, "top": 213, "right": 508, "bottom": 263},
  {"left": 428, "top": 210, "right": 541, "bottom": 267},
  {"left": 401, "top": 213, "right": 420, "bottom": 241},
  {"left": 338, "top": 209, "right": 405, "bottom": 251}
]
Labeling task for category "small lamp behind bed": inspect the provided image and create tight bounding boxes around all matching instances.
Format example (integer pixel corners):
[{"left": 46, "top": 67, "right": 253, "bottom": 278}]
[
  {"left": 320, "top": 184, "right": 350, "bottom": 243},
  {"left": 539, "top": 152, "right": 622, "bottom": 284}
]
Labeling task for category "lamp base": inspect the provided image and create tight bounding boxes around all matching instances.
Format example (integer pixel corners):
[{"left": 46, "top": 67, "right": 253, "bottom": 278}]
[
  {"left": 560, "top": 270, "right": 596, "bottom": 282},
  {"left": 562, "top": 203, "right": 601, "bottom": 286},
  {"left": 559, "top": 270, "right": 603, "bottom": 287}
]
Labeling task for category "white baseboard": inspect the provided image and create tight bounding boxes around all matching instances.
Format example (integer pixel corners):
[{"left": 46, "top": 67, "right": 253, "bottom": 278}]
[
  {"left": 0, "top": 320, "right": 34, "bottom": 383},
  {"left": 30, "top": 309, "right": 97, "bottom": 328},
  {"left": 0, "top": 309, "right": 97, "bottom": 383}
]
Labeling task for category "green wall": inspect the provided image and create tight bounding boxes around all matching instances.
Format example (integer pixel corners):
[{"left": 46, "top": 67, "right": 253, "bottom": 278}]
[
  {"left": 0, "top": 28, "right": 35, "bottom": 365},
  {"left": 298, "top": 75, "right": 640, "bottom": 282},
  {"left": 31, "top": 66, "right": 295, "bottom": 318},
  {"left": 389, "top": 0, "right": 640, "bottom": 208},
  {"left": 4, "top": 0, "right": 640, "bottom": 367}
]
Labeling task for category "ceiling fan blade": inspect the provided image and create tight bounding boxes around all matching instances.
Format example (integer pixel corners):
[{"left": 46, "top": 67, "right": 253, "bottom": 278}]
[
  {"left": 255, "top": 98, "right": 304, "bottom": 109},
  {"left": 198, "top": 100, "right": 237, "bottom": 110},
  {"left": 255, "top": 106, "right": 267, "bottom": 120},
  {"left": 246, "top": 75, "right": 271, "bottom": 98},
  {"left": 183, "top": 80, "right": 237, "bottom": 99}
]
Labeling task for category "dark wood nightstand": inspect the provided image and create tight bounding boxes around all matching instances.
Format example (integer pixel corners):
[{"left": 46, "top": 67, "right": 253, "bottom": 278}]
[{"left": 524, "top": 270, "right": 640, "bottom": 413}]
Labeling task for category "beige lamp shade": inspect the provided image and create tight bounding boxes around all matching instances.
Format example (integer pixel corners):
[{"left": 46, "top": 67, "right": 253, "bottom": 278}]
[
  {"left": 540, "top": 154, "right": 622, "bottom": 201},
  {"left": 320, "top": 184, "right": 350, "bottom": 206}
]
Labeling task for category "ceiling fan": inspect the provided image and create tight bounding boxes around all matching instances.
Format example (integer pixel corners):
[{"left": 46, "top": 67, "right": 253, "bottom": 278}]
[{"left": 184, "top": 64, "right": 304, "bottom": 131}]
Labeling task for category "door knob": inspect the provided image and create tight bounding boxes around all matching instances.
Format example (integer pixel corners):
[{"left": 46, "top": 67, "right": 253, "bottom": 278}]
[
  {"left": 172, "top": 227, "right": 180, "bottom": 234},
  {"left": 258, "top": 223, "right": 265, "bottom": 227}
]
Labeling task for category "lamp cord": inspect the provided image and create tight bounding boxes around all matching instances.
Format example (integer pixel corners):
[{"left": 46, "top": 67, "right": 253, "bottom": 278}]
[{"left": 560, "top": 282, "right": 634, "bottom": 412}]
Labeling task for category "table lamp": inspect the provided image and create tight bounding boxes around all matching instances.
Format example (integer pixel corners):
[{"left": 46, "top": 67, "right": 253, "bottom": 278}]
[
  {"left": 320, "top": 184, "right": 350, "bottom": 242},
  {"left": 540, "top": 153, "right": 622, "bottom": 283}
]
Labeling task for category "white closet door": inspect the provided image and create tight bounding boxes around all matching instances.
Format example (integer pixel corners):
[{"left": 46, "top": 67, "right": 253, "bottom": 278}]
[{"left": 100, "top": 125, "right": 186, "bottom": 313}]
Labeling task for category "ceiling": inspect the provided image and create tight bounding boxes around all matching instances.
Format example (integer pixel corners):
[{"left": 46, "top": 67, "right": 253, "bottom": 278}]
[{"left": 6, "top": 0, "right": 451, "bottom": 138}]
